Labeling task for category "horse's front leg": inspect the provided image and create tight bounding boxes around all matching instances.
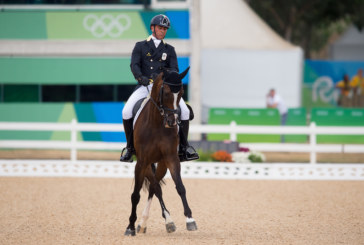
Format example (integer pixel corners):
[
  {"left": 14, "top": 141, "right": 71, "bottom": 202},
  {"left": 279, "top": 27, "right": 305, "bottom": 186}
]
[
  {"left": 169, "top": 160, "right": 198, "bottom": 231},
  {"left": 125, "top": 163, "right": 144, "bottom": 236}
]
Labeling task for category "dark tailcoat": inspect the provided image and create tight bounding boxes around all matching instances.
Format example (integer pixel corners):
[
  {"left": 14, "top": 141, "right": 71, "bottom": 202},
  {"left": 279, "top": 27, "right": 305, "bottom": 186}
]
[{"left": 130, "top": 36, "right": 179, "bottom": 82}]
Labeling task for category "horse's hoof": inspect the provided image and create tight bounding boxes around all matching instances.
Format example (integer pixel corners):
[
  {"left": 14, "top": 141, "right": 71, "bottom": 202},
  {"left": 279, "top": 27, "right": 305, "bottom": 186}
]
[
  {"left": 186, "top": 221, "right": 198, "bottom": 231},
  {"left": 124, "top": 228, "right": 136, "bottom": 236},
  {"left": 137, "top": 224, "right": 147, "bottom": 233},
  {"left": 166, "top": 222, "right": 176, "bottom": 233}
]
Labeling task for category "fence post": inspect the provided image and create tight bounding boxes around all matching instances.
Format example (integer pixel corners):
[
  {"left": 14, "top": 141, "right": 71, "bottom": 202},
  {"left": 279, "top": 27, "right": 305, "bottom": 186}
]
[
  {"left": 71, "top": 118, "right": 77, "bottom": 162},
  {"left": 230, "top": 121, "right": 237, "bottom": 141},
  {"left": 309, "top": 121, "right": 317, "bottom": 164}
]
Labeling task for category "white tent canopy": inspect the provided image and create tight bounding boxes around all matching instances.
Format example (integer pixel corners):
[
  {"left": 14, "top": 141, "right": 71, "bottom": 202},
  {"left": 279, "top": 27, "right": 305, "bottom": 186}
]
[
  {"left": 195, "top": 0, "right": 303, "bottom": 122},
  {"left": 200, "top": 0, "right": 296, "bottom": 50}
]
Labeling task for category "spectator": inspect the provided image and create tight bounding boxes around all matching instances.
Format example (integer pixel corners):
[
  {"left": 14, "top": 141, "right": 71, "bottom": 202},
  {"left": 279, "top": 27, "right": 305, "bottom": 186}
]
[
  {"left": 336, "top": 74, "right": 353, "bottom": 107},
  {"left": 350, "top": 68, "right": 364, "bottom": 107},
  {"left": 266, "top": 88, "right": 288, "bottom": 142}
]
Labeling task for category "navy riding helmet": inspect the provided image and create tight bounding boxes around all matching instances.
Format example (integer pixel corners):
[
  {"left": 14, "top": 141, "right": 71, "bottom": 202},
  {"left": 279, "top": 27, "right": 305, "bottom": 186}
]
[{"left": 150, "top": 14, "right": 171, "bottom": 29}]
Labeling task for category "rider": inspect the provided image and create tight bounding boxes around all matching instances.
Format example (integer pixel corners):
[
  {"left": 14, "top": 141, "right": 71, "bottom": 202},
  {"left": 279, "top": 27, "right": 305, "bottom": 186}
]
[{"left": 120, "top": 14, "right": 199, "bottom": 162}]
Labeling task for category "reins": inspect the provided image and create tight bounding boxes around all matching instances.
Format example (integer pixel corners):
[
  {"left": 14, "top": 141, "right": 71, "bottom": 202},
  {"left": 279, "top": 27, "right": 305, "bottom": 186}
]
[{"left": 147, "top": 79, "right": 182, "bottom": 126}]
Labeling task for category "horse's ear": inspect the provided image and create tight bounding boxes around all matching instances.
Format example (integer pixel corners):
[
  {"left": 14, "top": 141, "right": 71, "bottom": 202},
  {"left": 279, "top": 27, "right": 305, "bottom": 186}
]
[
  {"left": 179, "top": 66, "right": 190, "bottom": 80},
  {"left": 152, "top": 72, "right": 163, "bottom": 83},
  {"left": 151, "top": 72, "right": 161, "bottom": 81}
]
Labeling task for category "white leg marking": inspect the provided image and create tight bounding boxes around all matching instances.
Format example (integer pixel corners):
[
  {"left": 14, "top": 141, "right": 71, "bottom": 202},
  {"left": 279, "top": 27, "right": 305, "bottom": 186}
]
[
  {"left": 186, "top": 217, "right": 195, "bottom": 223},
  {"left": 139, "top": 198, "right": 153, "bottom": 228},
  {"left": 164, "top": 210, "right": 174, "bottom": 224}
]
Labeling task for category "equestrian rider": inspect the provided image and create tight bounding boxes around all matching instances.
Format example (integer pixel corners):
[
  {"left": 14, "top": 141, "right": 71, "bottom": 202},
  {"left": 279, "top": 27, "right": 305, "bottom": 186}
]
[{"left": 120, "top": 14, "right": 199, "bottom": 162}]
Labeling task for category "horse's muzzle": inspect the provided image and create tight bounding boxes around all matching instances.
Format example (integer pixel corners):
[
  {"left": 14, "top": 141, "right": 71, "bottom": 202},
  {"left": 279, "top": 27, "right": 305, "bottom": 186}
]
[{"left": 165, "top": 114, "right": 178, "bottom": 128}]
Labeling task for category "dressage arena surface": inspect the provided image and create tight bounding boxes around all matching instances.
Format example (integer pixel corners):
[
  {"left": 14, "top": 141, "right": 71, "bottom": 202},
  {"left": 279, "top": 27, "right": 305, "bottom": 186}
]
[{"left": 1, "top": 177, "right": 363, "bottom": 245}]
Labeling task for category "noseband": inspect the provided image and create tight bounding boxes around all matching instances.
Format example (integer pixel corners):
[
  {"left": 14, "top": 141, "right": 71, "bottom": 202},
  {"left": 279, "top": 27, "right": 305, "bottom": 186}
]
[{"left": 148, "top": 80, "right": 182, "bottom": 127}]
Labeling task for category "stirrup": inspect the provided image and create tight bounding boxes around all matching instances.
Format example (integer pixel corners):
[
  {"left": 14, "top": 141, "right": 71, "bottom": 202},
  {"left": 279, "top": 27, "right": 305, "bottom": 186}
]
[
  {"left": 179, "top": 145, "right": 199, "bottom": 162},
  {"left": 120, "top": 147, "right": 134, "bottom": 162}
]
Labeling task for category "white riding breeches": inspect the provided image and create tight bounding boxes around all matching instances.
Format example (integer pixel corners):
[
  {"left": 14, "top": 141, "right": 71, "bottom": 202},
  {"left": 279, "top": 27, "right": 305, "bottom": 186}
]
[{"left": 122, "top": 85, "right": 190, "bottom": 121}]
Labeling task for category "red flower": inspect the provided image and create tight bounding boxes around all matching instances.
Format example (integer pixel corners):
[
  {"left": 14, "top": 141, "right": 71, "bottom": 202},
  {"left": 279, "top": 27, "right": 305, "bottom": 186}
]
[{"left": 211, "top": 150, "right": 233, "bottom": 162}]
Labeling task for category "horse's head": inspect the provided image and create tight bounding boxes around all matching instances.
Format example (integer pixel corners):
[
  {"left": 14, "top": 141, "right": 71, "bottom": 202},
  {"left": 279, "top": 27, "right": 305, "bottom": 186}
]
[{"left": 152, "top": 67, "right": 189, "bottom": 128}]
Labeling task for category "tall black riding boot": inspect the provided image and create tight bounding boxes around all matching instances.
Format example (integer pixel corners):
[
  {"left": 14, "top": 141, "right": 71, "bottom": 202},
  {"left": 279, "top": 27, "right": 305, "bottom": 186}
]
[
  {"left": 178, "top": 120, "right": 199, "bottom": 162},
  {"left": 120, "top": 118, "right": 135, "bottom": 162}
]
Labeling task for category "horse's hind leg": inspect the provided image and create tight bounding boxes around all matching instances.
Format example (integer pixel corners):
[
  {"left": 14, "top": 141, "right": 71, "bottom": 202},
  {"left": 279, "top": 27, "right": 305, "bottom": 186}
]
[
  {"left": 146, "top": 162, "right": 176, "bottom": 233},
  {"left": 125, "top": 163, "right": 144, "bottom": 236},
  {"left": 136, "top": 192, "right": 153, "bottom": 234},
  {"left": 169, "top": 162, "right": 198, "bottom": 231}
]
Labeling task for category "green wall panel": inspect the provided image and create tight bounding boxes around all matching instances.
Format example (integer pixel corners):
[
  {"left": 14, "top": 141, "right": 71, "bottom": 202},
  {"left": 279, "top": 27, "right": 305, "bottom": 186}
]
[
  {"left": 0, "top": 12, "right": 47, "bottom": 39},
  {"left": 311, "top": 108, "right": 364, "bottom": 143},
  {"left": 0, "top": 57, "right": 134, "bottom": 84},
  {"left": 74, "top": 103, "right": 102, "bottom": 141},
  {"left": 46, "top": 12, "right": 148, "bottom": 39},
  {"left": 208, "top": 108, "right": 280, "bottom": 143},
  {"left": 50, "top": 103, "right": 83, "bottom": 141},
  {"left": 0, "top": 103, "right": 64, "bottom": 140},
  {"left": 285, "top": 108, "right": 307, "bottom": 143},
  {"left": 0, "top": 10, "right": 188, "bottom": 40}
]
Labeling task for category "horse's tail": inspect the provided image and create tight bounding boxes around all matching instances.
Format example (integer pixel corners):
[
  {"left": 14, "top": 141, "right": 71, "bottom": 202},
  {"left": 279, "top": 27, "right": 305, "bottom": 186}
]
[{"left": 142, "top": 163, "right": 166, "bottom": 191}]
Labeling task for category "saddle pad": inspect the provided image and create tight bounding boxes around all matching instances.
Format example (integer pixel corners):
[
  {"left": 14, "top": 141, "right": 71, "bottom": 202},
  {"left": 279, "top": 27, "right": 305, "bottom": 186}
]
[{"left": 133, "top": 96, "right": 150, "bottom": 128}]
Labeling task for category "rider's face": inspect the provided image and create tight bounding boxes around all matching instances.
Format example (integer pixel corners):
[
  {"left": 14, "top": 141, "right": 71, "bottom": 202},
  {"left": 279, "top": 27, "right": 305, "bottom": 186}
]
[{"left": 152, "top": 25, "right": 168, "bottom": 40}]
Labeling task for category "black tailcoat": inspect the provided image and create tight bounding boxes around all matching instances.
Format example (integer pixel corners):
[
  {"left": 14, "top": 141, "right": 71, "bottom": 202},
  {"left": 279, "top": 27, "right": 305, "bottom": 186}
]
[{"left": 130, "top": 36, "right": 179, "bottom": 82}]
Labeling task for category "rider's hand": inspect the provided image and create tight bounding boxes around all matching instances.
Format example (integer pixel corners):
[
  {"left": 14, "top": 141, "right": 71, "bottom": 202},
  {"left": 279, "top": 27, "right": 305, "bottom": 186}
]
[
  {"left": 138, "top": 76, "right": 150, "bottom": 86},
  {"left": 151, "top": 73, "right": 159, "bottom": 81}
]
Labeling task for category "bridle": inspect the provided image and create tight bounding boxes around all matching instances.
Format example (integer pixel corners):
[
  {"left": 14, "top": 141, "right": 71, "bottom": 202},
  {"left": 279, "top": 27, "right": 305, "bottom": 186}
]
[{"left": 147, "top": 79, "right": 182, "bottom": 127}]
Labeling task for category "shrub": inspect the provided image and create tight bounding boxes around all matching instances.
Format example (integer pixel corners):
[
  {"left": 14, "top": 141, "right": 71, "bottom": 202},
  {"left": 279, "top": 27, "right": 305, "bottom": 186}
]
[
  {"left": 231, "top": 151, "right": 266, "bottom": 163},
  {"left": 196, "top": 150, "right": 214, "bottom": 162}
]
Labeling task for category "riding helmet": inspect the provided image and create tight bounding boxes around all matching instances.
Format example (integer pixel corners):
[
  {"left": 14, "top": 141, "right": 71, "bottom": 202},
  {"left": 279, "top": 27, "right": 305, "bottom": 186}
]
[{"left": 150, "top": 14, "right": 170, "bottom": 29}]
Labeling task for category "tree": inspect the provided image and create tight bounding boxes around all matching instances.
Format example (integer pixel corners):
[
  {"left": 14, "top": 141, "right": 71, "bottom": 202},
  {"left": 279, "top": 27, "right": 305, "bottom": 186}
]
[{"left": 247, "top": 0, "right": 364, "bottom": 58}]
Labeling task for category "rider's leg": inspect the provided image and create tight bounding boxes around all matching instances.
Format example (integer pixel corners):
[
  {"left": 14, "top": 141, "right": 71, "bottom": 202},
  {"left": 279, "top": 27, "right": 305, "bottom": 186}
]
[
  {"left": 178, "top": 99, "right": 199, "bottom": 162},
  {"left": 120, "top": 85, "right": 150, "bottom": 162},
  {"left": 120, "top": 118, "right": 135, "bottom": 162}
]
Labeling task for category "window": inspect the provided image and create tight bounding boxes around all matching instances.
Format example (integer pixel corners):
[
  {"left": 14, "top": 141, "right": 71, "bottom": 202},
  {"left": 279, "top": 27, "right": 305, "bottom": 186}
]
[
  {"left": 42, "top": 85, "right": 76, "bottom": 102},
  {"left": 80, "top": 85, "right": 114, "bottom": 102},
  {"left": 117, "top": 85, "right": 136, "bottom": 102},
  {"left": 3, "top": 85, "right": 39, "bottom": 102}
]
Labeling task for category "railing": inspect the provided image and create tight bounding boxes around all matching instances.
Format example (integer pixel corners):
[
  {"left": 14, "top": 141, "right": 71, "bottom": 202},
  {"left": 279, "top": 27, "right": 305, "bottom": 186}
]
[{"left": 1, "top": 119, "right": 364, "bottom": 164}]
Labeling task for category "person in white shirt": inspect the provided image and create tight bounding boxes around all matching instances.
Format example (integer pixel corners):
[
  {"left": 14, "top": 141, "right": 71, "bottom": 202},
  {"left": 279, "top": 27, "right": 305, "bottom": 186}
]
[{"left": 266, "top": 88, "right": 288, "bottom": 142}]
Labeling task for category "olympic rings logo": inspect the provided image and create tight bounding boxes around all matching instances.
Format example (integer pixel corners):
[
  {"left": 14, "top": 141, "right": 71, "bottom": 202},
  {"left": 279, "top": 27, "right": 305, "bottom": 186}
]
[{"left": 83, "top": 14, "right": 131, "bottom": 38}]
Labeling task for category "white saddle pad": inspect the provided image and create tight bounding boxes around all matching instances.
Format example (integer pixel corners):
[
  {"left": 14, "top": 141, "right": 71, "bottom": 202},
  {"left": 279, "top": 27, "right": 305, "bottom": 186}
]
[{"left": 133, "top": 96, "right": 150, "bottom": 128}]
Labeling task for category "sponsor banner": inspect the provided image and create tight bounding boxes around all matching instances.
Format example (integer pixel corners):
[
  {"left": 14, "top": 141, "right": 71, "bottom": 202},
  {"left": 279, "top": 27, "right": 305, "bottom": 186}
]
[
  {"left": 303, "top": 60, "right": 364, "bottom": 108},
  {"left": 47, "top": 11, "right": 147, "bottom": 39},
  {"left": 0, "top": 10, "right": 189, "bottom": 40}
]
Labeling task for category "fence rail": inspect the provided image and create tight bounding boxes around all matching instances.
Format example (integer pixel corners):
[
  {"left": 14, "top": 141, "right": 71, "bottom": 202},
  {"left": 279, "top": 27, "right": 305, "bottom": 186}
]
[{"left": 1, "top": 119, "right": 364, "bottom": 164}]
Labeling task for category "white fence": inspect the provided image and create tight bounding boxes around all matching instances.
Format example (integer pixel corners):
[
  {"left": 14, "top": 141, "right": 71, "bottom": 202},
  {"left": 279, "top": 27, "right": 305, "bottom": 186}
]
[
  {"left": 1, "top": 160, "right": 364, "bottom": 180},
  {"left": 1, "top": 119, "right": 364, "bottom": 164}
]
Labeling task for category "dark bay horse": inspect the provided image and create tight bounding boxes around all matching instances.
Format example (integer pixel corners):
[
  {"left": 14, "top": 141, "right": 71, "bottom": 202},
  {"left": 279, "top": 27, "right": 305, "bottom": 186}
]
[{"left": 124, "top": 67, "right": 198, "bottom": 236}]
